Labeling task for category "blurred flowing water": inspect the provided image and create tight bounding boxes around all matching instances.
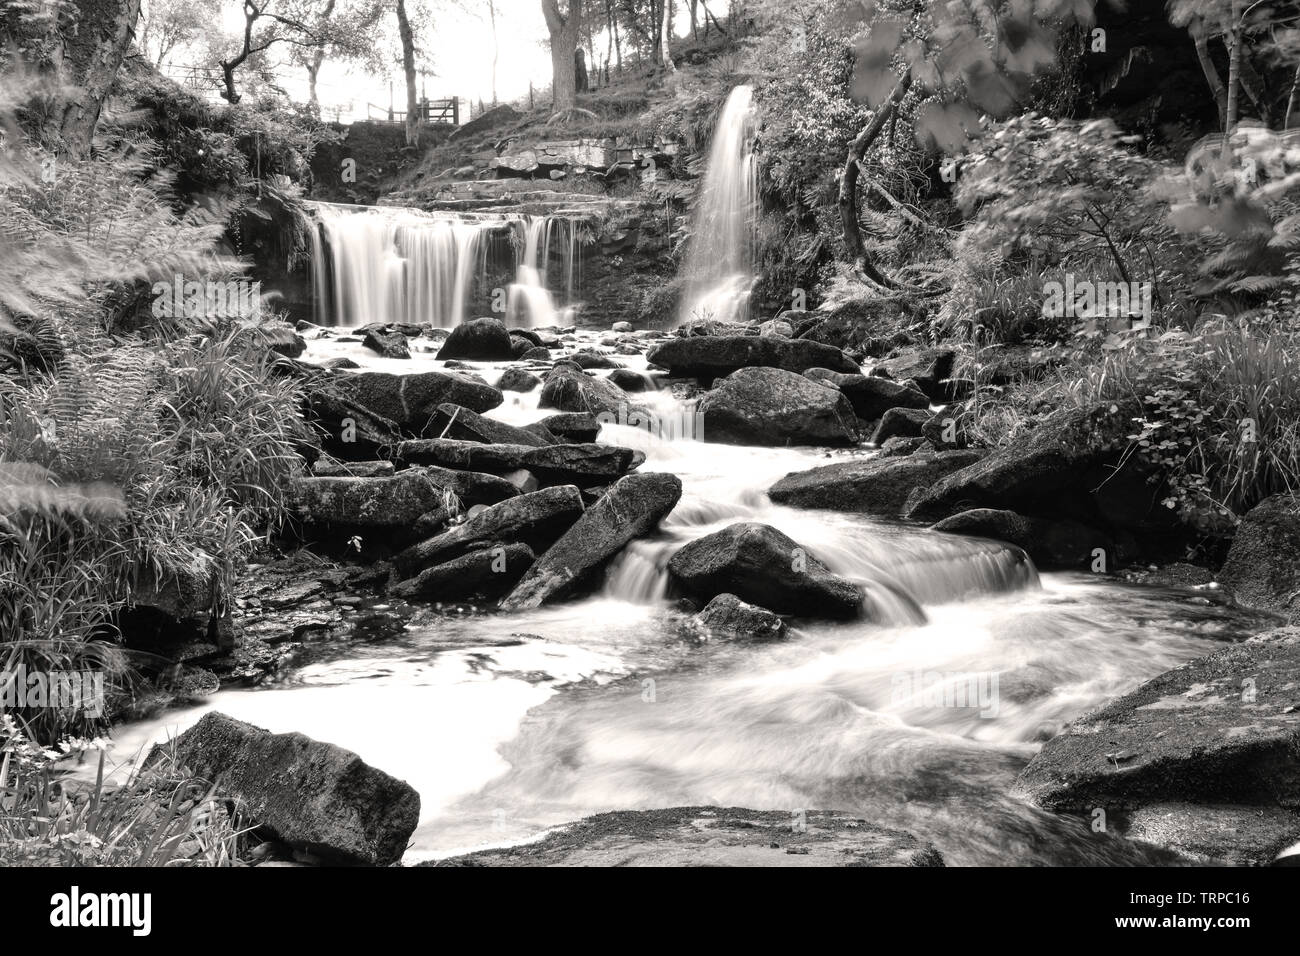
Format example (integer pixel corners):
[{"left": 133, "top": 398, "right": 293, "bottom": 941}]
[
  {"left": 309, "top": 203, "right": 579, "bottom": 329},
  {"left": 96, "top": 338, "right": 1265, "bottom": 865},
  {"left": 676, "top": 84, "right": 758, "bottom": 326}
]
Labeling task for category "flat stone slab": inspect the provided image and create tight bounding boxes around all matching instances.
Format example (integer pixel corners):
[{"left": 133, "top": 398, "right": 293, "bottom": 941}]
[
  {"left": 1015, "top": 627, "right": 1300, "bottom": 816},
  {"left": 1123, "top": 802, "right": 1300, "bottom": 866},
  {"left": 431, "top": 807, "right": 943, "bottom": 867}
]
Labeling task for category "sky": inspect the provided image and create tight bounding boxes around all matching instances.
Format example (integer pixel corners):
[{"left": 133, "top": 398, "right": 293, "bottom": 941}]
[
  {"left": 307, "top": 1, "right": 559, "bottom": 121},
  {"left": 193, "top": 1, "right": 690, "bottom": 123}
]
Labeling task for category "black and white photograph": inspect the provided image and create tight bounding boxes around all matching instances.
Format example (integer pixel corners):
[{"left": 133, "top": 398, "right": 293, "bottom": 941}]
[{"left": 0, "top": 0, "right": 1294, "bottom": 924}]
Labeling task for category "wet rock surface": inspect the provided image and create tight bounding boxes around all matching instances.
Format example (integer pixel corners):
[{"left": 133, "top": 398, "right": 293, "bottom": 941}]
[
  {"left": 160, "top": 712, "right": 420, "bottom": 866},
  {"left": 770, "top": 450, "right": 984, "bottom": 516},
  {"left": 1015, "top": 627, "right": 1300, "bottom": 863},
  {"left": 698, "top": 367, "right": 860, "bottom": 447},
  {"left": 431, "top": 807, "right": 943, "bottom": 867},
  {"left": 668, "top": 522, "right": 864, "bottom": 619}
]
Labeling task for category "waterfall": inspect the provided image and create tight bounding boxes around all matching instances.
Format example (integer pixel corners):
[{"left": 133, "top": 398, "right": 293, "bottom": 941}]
[
  {"left": 506, "top": 216, "right": 576, "bottom": 329},
  {"left": 309, "top": 202, "right": 578, "bottom": 329},
  {"left": 678, "top": 85, "right": 758, "bottom": 326}
]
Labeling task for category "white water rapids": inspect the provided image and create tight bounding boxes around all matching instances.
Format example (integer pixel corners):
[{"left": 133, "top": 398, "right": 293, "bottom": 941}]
[{"left": 91, "top": 332, "right": 1265, "bottom": 866}]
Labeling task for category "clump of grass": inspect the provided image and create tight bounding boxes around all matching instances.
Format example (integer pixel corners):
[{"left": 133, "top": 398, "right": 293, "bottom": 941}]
[
  {"left": 959, "top": 318, "right": 1300, "bottom": 532},
  {"left": 0, "top": 715, "right": 248, "bottom": 866}
]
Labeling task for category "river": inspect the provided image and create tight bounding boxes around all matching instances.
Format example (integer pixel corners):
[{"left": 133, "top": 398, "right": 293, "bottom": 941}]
[{"left": 94, "top": 332, "right": 1263, "bottom": 865}]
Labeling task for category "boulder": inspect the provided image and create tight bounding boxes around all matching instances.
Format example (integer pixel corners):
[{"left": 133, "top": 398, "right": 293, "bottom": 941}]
[
  {"left": 392, "top": 438, "right": 638, "bottom": 486},
  {"left": 920, "top": 412, "right": 970, "bottom": 449},
  {"left": 428, "top": 404, "right": 553, "bottom": 447},
  {"left": 804, "top": 369, "right": 929, "bottom": 421},
  {"left": 501, "top": 472, "right": 682, "bottom": 609},
  {"left": 508, "top": 333, "right": 535, "bottom": 359},
  {"left": 390, "top": 543, "right": 535, "bottom": 601},
  {"left": 758, "top": 318, "right": 793, "bottom": 338},
  {"left": 648, "top": 335, "right": 858, "bottom": 383},
  {"left": 509, "top": 328, "right": 545, "bottom": 348},
  {"left": 334, "top": 369, "right": 503, "bottom": 436},
  {"left": 497, "top": 367, "right": 542, "bottom": 392},
  {"left": 436, "top": 317, "right": 515, "bottom": 361},
  {"left": 875, "top": 348, "right": 956, "bottom": 401},
  {"left": 519, "top": 346, "right": 551, "bottom": 362},
  {"left": 697, "top": 367, "right": 859, "bottom": 447},
  {"left": 302, "top": 377, "right": 404, "bottom": 459},
  {"left": 126, "top": 562, "right": 222, "bottom": 646},
  {"left": 538, "top": 366, "right": 634, "bottom": 418},
  {"left": 1218, "top": 495, "right": 1300, "bottom": 623},
  {"left": 413, "top": 464, "right": 522, "bottom": 507},
  {"left": 667, "top": 522, "right": 864, "bottom": 619},
  {"left": 286, "top": 469, "right": 457, "bottom": 531},
  {"left": 869, "top": 407, "right": 931, "bottom": 444},
  {"left": 270, "top": 332, "right": 307, "bottom": 359},
  {"left": 164, "top": 712, "right": 419, "bottom": 866},
  {"left": 569, "top": 350, "right": 623, "bottom": 370},
  {"left": 932, "top": 508, "right": 1121, "bottom": 570},
  {"left": 674, "top": 318, "right": 759, "bottom": 338},
  {"left": 362, "top": 328, "right": 410, "bottom": 360},
  {"left": 905, "top": 401, "right": 1155, "bottom": 533},
  {"left": 879, "top": 436, "right": 928, "bottom": 458},
  {"left": 1013, "top": 627, "right": 1300, "bottom": 864},
  {"left": 769, "top": 451, "right": 985, "bottom": 516},
  {"left": 538, "top": 412, "right": 601, "bottom": 443},
  {"left": 695, "top": 593, "right": 786, "bottom": 641},
  {"left": 608, "top": 368, "right": 655, "bottom": 393},
  {"left": 393, "top": 485, "right": 584, "bottom": 577}
]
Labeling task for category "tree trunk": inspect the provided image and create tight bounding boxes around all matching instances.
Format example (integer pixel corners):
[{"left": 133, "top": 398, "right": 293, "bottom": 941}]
[
  {"left": 689, "top": 0, "right": 698, "bottom": 40},
  {"left": 838, "top": 71, "right": 912, "bottom": 288},
  {"left": 1286, "top": 63, "right": 1300, "bottom": 129},
  {"left": 650, "top": 0, "right": 661, "bottom": 60},
  {"left": 660, "top": 0, "right": 675, "bottom": 73},
  {"left": 307, "top": 51, "right": 325, "bottom": 107},
  {"left": 397, "top": 0, "right": 420, "bottom": 146},
  {"left": 1225, "top": 0, "right": 1244, "bottom": 132},
  {"left": 700, "top": 0, "right": 725, "bottom": 37},
  {"left": 542, "top": 0, "right": 580, "bottom": 115},
  {"left": 58, "top": 0, "right": 143, "bottom": 155},
  {"left": 1193, "top": 30, "right": 1228, "bottom": 129},
  {"left": 611, "top": 0, "right": 621, "bottom": 72},
  {"left": 488, "top": 0, "right": 499, "bottom": 104},
  {"left": 575, "top": 48, "right": 589, "bottom": 93}
]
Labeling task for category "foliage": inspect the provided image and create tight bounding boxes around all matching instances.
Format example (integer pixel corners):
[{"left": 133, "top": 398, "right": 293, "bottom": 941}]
[
  {"left": 1160, "top": 124, "right": 1300, "bottom": 304},
  {"left": 0, "top": 715, "right": 247, "bottom": 866},
  {"left": 1, "top": 91, "right": 312, "bottom": 742}
]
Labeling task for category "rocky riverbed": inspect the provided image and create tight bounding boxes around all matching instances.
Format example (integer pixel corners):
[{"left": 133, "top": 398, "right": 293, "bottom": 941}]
[{"left": 95, "top": 315, "right": 1300, "bottom": 867}]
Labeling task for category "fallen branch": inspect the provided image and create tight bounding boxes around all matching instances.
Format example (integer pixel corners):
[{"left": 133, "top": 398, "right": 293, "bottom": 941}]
[{"left": 838, "top": 71, "right": 914, "bottom": 289}]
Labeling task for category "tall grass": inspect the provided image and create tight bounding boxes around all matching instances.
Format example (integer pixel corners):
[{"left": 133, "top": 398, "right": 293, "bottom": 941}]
[
  {"left": 961, "top": 320, "right": 1300, "bottom": 528},
  {"left": 0, "top": 715, "right": 247, "bottom": 866}
]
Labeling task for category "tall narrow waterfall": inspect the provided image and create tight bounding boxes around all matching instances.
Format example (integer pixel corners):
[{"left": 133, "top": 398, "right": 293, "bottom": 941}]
[
  {"left": 309, "top": 202, "right": 578, "bottom": 329},
  {"left": 506, "top": 216, "right": 575, "bottom": 329},
  {"left": 677, "top": 85, "right": 758, "bottom": 326}
]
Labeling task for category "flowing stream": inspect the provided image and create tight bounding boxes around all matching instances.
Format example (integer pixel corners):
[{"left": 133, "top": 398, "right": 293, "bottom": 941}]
[{"left": 96, "top": 335, "right": 1266, "bottom": 866}]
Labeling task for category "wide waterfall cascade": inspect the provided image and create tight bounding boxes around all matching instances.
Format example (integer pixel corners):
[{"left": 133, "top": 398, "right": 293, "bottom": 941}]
[
  {"left": 309, "top": 202, "right": 580, "bottom": 329},
  {"left": 678, "top": 85, "right": 759, "bottom": 326}
]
